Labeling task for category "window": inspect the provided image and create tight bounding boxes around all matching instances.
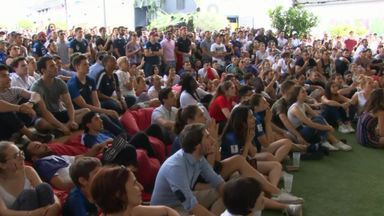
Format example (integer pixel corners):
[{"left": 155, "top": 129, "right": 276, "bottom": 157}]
[{"left": 176, "top": 0, "right": 185, "bottom": 10}]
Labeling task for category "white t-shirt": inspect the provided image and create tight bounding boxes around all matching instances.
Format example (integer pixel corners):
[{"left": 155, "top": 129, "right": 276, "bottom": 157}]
[
  {"left": 210, "top": 43, "right": 227, "bottom": 66},
  {"left": 115, "top": 69, "right": 135, "bottom": 96}
]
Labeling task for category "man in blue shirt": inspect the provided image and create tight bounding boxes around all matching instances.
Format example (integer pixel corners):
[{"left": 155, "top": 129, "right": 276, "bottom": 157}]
[
  {"left": 151, "top": 123, "right": 225, "bottom": 216},
  {"left": 68, "top": 27, "right": 90, "bottom": 56},
  {"left": 67, "top": 54, "right": 124, "bottom": 136},
  {"left": 63, "top": 157, "right": 102, "bottom": 216},
  {"left": 143, "top": 32, "right": 162, "bottom": 77},
  {"left": 32, "top": 32, "right": 48, "bottom": 60}
]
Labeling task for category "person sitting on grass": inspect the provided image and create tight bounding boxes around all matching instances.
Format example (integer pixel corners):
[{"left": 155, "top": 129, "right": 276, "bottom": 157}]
[
  {"left": 287, "top": 85, "right": 352, "bottom": 152},
  {"left": 91, "top": 166, "right": 179, "bottom": 216},
  {"left": 321, "top": 81, "right": 354, "bottom": 134},
  {"left": 0, "top": 141, "right": 61, "bottom": 216},
  {"left": 357, "top": 88, "right": 384, "bottom": 148}
]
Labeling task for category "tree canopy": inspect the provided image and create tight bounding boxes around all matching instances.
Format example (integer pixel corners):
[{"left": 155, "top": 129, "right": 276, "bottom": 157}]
[{"left": 268, "top": 5, "right": 318, "bottom": 36}]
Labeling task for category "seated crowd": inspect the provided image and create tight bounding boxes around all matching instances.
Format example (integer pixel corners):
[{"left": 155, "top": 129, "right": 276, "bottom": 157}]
[{"left": 1, "top": 23, "right": 384, "bottom": 216}]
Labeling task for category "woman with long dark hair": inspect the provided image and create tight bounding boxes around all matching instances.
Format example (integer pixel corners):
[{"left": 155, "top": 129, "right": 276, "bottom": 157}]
[
  {"left": 288, "top": 86, "right": 351, "bottom": 151},
  {"left": 357, "top": 88, "right": 384, "bottom": 148},
  {"left": 321, "top": 81, "right": 354, "bottom": 133}
]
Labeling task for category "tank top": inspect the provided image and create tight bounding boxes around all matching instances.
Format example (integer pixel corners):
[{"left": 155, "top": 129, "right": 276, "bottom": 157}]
[
  {"left": 0, "top": 176, "right": 33, "bottom": 208},
  {"left": 288, "top": 102, "right": 307, "bottom": 128},
  {"left": 356, "top": 91, "right": 367, "bottom": 111}
]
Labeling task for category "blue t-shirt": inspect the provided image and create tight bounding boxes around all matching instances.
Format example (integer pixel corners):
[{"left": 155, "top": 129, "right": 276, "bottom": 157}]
[
  {"left": 67, "top": 76, "right": 96, "bottom": 109},
  {"left": 34, "top": 155, "right": 69, "bottom": 182},
  {"left": 32, "top": 41, "right": 48, "bottom": 57},
  {"left": 144, "top": 41, "right": 161, "bottom": 65},
  {"left": 69, "top": 38, "right": 88, "bottom": 53},
  {"left": 253, "top": 111, "right": 265, "bottom": 152},
  {"left": 221, "top": 132, "right": 242, "bottom": 160},
  {"left": 81, "top": 130, "right": 113, "bottom": 148},
  {"left": 62, "top": 187, "right": 98, "bottom": 216},
  {"left": 0, "top": 52, "right": 7, "bottom": 64}
]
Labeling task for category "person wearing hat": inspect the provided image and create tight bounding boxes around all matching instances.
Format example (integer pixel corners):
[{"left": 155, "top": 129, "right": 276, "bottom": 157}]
[
  {"left": 143, "top": 31, "right": 162, "bottom": 77},
  {"left": 32, "top": 32, "right": 48, "bottom": 60}
]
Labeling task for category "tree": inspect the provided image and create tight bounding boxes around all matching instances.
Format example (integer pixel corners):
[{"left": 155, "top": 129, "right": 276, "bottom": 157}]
[{"left": 268, "top": 5, "right": 318, "bottom": 37}]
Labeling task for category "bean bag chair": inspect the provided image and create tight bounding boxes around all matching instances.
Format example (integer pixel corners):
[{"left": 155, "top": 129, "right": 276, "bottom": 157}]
[
  {"left": 135, "top": 149, "right": 160, "bottom": 200},
  {"left": 121, "top": 108, "right": 155, "bottom": 135}
]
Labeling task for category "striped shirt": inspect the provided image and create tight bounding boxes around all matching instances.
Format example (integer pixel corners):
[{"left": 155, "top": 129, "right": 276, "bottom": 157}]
[
  {"left": 0, "top": 87, "right": 29, "bottom": 104},
  {"left": 357, "top": 112, "right": 380, "bottom": 148}
]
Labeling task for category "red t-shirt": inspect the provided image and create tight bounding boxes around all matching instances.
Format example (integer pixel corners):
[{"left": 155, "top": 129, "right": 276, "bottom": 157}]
[
  {"left": 209, "top": 95, "right": 234, "bottom": 122},
  {"left": 344, "top": 39, "right": 357, "bottom": 52}
]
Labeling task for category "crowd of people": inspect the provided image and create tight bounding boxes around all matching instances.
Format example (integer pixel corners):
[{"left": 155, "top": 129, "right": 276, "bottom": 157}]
[{"left": 0, "top": 21, "right": 384, "bottom": 216}]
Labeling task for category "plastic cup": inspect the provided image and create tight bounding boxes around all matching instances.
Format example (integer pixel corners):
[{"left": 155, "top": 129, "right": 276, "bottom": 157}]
[
  {"left": 292, "top": 152, "right": 301, "bottom": 167},
  {"left": 283, "top": 172, "right": 293, "bottom": 193}
]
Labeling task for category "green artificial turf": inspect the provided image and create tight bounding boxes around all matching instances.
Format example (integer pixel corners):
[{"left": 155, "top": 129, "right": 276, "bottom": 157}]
[{"left": 263, "top": 132, "right": 384, "bottom": 216}]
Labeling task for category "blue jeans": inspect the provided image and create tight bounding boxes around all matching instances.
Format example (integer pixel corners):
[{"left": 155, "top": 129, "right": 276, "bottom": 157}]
[
  {"left": 321, "top": 105, "right": 352, "bottom": 127},
  {"left": 101, "top": 99, "right": 123, "bottom": 114},
  {"left": 298, "top": 116, "right": 328, "bottom": 144}
]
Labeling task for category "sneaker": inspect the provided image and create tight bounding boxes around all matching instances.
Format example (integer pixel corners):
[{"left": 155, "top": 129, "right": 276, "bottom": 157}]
[
  {"left": 32, "top": 132, "right": 54, "bottom": 143},
  {"left": 334, "top": 141, "right": 352, "bottom": 151},
  {"left": 321, "top": 141, "right": 339, "bottom": 151},
  {"left": 338, "top": 124, "right": 349, "bottom": 134},
  {"left": 346, "top": 124, "right": 355, "bottom": 133},
  {"left": 272, "top": 192, "right": 304, "bottom": 204},
  {"left": 283, "top": 204, "right": 303, "bottom": 216}
]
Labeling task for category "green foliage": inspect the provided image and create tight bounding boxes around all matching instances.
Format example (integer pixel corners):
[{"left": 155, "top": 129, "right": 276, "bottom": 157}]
[
  {"left": 329, "top": 22, "right": 368, "bottom": 37},
  {"left": 268, "top": 5, "right": 318, "bottom": 36},
  {"left": 148, "top": 11, "right": 229, "bottom": 32},
  {"left": 17, "top": 19, "right": 35, "bottom": 30}
]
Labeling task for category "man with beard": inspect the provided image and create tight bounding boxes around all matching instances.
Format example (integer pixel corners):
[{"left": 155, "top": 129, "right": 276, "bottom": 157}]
[{"left": 32, "top": 32, "right": 48, "bottom": 60}]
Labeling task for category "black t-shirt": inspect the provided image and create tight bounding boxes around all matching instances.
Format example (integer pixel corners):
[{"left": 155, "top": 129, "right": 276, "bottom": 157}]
[
  {"left": 176, "top": 37, "right": 191, "bottom": 53},
  {"left": 295, "top": 57, "right": 317, "bottom": 74},
  {"left": 113, "top": 37, "right": 128, "bottom": 56},
  {"left": 335, "top": 57, "right": 351, "bottom": 75},
  {"left": 96, "top": 71, "right": 120, "bottom": 97}
]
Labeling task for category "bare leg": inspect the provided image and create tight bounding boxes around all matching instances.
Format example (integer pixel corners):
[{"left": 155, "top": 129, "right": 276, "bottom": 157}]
[
  {"left": 257, "top": 161, "right": 282, "bottom": 187},
  {"left": 264, "top": 138, "right": 292, "bottom": 162},
  {"left": 220, "top": 155, "right": 281, "bottom": 194},
  {"left": 327, "top": 133, "right": 339, "bottom": 145}
]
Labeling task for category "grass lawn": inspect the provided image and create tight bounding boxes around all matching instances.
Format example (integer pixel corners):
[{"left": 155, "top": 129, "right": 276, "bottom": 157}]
[{"left": 263, "top": 132, "right": 384, "bottom": 216}]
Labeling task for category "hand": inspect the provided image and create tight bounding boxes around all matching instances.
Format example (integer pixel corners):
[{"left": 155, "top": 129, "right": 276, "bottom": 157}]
[
  {"left": 342, "top": 102, "right": 350, "bottom": 110},
  {"left": 246, "top": 127, "right": 255, "bottom": 145},
  {"left": 29, "top": 92, "right": 41, "bottom": 103},
  {"left": 207, "top": 119, "right": 219, "bottom": 141},
  {"left": 326, "top": 125, "right": 334, "bottom": 132},
  {"left": 265, "top": 108, "right": 272, "bottom": 122},
  {"left": 19, "top": 103, "right": 36, "bottom": 117},
  {"left": 106, "top": 109, "right": 119, "bottom": 119},
  {"left": 297, "top": 135, "right": 308, "bottom": 145},
  {"left": 92, "top": 142, "right": 108, "bottom": 153},
  {"left": 59, "top": 125, "right": 71, "bottom": 135},
  {"left": 67, "top": 121, "right": 78, "bottom": 130}
]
